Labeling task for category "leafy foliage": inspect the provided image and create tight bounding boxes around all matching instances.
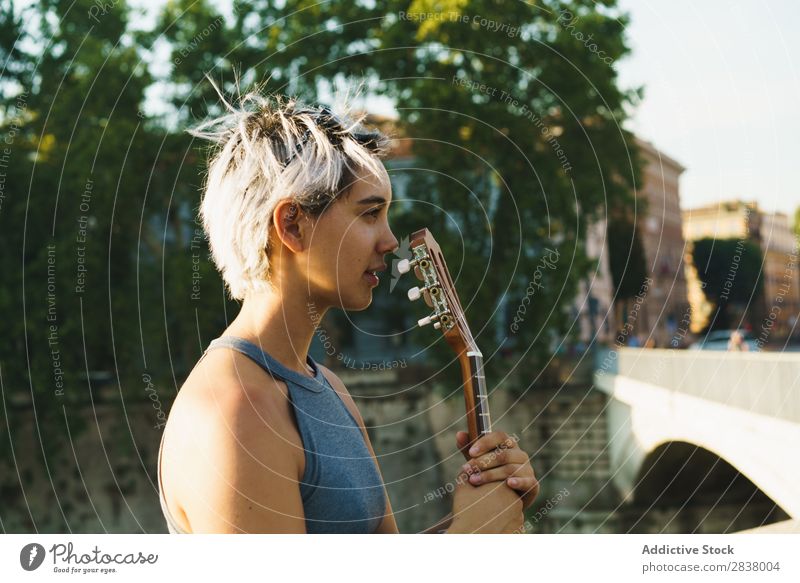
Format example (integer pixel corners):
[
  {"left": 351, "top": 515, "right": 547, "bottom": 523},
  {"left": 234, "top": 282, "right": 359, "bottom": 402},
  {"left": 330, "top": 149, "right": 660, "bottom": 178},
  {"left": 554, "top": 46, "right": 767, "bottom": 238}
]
[
  {"left": 692, "top": 237, "right": 764, "bottom": 330},
  {"left": 196, "top": 0, "right": 643, "bottom": 382},
  {"left": 1, "top": 0, "right": 640, "bottom": 478}
]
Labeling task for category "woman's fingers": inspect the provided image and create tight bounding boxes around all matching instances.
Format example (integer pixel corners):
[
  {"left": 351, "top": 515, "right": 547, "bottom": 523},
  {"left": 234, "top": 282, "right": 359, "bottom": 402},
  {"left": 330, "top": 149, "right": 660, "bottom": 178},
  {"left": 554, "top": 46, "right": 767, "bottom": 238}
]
[
  {"left": 455, "top": 429, "right": 540, "bottom": 511},
  {"left": 508, "top": 474, "right": 539, "bottom": 494},
  {"left": 462, "top": 445, "right": 527, "bottom": 473},
  {"left": 465, "top": 463, "right": 524, "bottom": 485},
  {"left": 467, "top": 431, "right": 517, "bottom": 458},
  {"left": 455, "top": 431, "right": 471, "bottom": 460},
  {"left": 510, "top": 476, "right": 541, "bottom": 511},
  {"left": 467, "top": 464, "right": 539, "bottom": 505}
]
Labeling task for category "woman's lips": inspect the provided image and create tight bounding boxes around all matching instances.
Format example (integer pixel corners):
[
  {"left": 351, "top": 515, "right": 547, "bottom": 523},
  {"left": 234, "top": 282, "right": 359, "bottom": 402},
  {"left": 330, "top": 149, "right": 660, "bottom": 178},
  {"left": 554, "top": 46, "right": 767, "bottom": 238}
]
[{"left": 363, "top": 271, "right": 379, "bottom": 287}]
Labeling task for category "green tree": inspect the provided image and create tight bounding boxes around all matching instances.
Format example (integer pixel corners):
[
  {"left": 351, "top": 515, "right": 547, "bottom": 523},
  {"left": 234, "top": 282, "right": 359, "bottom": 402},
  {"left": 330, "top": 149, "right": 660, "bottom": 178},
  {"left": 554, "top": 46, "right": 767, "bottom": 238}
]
[
  {"left": 139, "top": 0, "right": 248, "bottom": 373},
  {"left": 0, "top": 0, "right": 32, "bottom": 110},
  {"left": 189, "top": 0, "right": 642, "bottom": 386},
  {"left": 0, "top": 0, "right": 156, "bottom": 492},
  {"left": 691, "top": 237, "right": 764, "bottom": 331},
  {"left": 607, "top": 207, "right": 648, "bottom": 331}
]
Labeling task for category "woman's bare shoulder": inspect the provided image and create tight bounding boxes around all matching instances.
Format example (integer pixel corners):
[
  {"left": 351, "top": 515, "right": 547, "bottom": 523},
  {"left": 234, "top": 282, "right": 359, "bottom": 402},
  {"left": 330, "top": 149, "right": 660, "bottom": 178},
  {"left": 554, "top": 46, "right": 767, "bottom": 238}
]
[
  {"left": 160, "top": 349, "right": 306, "bottom": 532},
  {"left": 171, "top": 349, "right": 292, "bottom": 417},
  {"left": 168, "top": 348, "right": 304, "bottom": 452}
]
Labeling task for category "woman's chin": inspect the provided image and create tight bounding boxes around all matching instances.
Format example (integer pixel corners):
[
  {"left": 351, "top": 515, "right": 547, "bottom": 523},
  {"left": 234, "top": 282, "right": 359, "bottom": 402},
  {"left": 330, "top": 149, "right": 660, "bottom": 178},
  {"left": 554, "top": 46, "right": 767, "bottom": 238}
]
[{"left": 341, "top": 290, "right": 373, "bottom": 311}]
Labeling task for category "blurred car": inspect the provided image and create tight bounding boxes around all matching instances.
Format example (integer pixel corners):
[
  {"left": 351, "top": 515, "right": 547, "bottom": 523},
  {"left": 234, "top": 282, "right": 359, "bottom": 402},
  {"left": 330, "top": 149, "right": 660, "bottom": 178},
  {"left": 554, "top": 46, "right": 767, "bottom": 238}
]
[{"left": 688, "top": 329, "right": 760, "bottom": 351}]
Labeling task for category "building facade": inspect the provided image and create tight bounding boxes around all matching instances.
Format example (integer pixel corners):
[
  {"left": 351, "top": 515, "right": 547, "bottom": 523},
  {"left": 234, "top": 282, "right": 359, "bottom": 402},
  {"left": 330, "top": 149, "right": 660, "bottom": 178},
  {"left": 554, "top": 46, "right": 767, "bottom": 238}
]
[{"left": 626, "top": 138, "right": 690, "bottom": 347}]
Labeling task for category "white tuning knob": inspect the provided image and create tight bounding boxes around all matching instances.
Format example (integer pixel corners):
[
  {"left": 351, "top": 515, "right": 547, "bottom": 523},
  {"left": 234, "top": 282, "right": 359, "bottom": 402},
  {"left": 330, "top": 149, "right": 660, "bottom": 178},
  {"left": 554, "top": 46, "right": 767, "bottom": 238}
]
[
  {"left": 418, "top": 315, "right": 433, "bottom": 327},
  {"left": 407, "top": 286, "right": 422, "bottom": 301},
  {"left": 433, "top": 322, "right": 441, "bottom": 330},
  {"left": 397, "top": 259, "right": 411, "bottom": 274}
]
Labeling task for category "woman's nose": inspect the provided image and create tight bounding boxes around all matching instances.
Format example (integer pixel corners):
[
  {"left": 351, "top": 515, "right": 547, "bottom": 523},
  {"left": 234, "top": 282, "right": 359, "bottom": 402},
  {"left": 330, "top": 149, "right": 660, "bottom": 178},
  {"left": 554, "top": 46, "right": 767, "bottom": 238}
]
[{"left": 380, "top": 228, "right": 400, "bottom": 256}]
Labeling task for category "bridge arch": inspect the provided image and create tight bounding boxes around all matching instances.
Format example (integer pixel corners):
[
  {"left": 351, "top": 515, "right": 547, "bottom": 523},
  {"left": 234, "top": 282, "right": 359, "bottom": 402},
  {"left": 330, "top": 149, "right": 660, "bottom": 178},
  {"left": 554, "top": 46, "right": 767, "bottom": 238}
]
[
  {"left": 596, "top": 348, "right": 800, "bottom": 520},
  {"left": 620, "top": 441, "right": 790, "bottom": 533}
]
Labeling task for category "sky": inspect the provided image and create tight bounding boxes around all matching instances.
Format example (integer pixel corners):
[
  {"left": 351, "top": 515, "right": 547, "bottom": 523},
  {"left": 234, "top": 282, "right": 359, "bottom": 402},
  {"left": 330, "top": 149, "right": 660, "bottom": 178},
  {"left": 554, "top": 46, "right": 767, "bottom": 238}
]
[
  {"left": 129, "top": 0, "right": 800, "bottom": 218},
  {"left": 616, "top": 0, "right": 800, "bottom": 217}
]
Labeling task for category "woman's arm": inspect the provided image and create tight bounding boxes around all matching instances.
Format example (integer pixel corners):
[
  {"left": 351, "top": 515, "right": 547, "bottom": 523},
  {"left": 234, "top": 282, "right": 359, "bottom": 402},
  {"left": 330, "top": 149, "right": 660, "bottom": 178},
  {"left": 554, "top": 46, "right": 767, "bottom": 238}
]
[{"left": 183, "top": 380, "right": 308, "bottom": 533}]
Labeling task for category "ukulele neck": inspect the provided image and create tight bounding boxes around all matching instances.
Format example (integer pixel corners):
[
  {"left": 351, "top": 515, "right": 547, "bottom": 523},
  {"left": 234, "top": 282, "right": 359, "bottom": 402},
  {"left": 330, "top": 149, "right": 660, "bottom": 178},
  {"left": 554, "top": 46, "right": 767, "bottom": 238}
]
[{"left": 467, "top": 350, "right": 492, "bottom": 437}]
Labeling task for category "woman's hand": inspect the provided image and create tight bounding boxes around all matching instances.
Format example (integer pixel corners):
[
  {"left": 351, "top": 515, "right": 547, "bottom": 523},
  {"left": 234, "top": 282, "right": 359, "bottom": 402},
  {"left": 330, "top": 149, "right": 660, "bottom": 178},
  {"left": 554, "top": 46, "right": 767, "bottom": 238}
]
[
  {"left": 456, "top": 430, "right": 539, "bottom": 511},
  {"left": 447, "top": 472, "right": 523, "bottom": 534}
]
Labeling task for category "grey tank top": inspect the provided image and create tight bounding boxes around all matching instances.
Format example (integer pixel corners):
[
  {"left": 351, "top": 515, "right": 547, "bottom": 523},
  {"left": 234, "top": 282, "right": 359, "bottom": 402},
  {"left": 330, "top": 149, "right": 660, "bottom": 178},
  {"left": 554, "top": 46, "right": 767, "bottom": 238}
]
[{"left": 157, "top": 336, "right": 387, "bottom": 533}]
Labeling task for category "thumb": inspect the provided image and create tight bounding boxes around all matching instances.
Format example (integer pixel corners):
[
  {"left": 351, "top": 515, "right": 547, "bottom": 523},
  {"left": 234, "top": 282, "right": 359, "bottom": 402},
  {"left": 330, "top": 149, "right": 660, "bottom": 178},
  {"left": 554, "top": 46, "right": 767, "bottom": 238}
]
[{"left": 456, "top": 431, "right": 471, "bottom": 460}]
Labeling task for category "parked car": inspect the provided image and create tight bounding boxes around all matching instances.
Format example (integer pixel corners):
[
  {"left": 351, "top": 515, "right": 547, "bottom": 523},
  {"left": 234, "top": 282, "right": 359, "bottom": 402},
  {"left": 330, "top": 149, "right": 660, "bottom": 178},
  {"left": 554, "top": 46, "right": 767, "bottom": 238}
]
[{"left": 688, "top": 329, "right": 760, "bottom": 351}]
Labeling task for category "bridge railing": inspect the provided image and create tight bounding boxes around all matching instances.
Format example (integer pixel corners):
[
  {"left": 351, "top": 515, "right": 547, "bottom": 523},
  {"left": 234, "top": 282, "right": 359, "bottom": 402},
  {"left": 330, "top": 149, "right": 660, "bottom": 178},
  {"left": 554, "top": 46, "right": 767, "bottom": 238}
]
[{"left": 594, "top": 348, "right": 800, "bottom": 424}]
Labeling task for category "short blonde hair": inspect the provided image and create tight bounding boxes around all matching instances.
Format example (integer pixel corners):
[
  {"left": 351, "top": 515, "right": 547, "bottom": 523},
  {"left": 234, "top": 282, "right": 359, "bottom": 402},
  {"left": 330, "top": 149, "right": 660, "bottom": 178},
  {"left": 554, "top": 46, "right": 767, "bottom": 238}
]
[{"left": 188, "top": 81, "right": 389, "bottom": 300}]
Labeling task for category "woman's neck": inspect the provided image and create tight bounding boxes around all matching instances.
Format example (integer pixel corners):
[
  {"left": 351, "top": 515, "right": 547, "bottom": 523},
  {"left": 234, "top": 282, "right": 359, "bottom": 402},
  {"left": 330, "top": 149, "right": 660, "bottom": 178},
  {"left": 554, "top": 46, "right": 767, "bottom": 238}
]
[{"left": 224, "top": 286, "right": 327, "bottom": 377}]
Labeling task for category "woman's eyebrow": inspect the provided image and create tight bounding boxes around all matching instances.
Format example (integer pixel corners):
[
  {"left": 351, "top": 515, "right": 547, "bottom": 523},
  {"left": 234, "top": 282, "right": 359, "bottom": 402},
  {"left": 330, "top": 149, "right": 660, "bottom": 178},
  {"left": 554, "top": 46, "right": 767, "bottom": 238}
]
[{"left": 356, "top": 195, "right": 389, "bottom": 206}]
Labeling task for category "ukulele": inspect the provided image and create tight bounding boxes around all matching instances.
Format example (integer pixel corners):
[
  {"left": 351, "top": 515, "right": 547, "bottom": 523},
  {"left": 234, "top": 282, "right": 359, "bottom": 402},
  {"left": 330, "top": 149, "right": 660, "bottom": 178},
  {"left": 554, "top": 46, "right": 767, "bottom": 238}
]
[{"left": 397, "top": 228, "right": 492, "bottom": 446}]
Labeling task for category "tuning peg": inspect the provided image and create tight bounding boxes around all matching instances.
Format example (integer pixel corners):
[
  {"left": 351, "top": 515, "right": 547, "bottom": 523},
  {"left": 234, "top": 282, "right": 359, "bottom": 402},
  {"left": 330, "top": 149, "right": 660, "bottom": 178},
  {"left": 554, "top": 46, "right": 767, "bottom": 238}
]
[
  {"left": 397, "top": 258, "right": 412, "bottom": 274},
  {"left": 407, "top": 286, "right": 422, "bottom": 301},
  {"left": 433, "top": 322, "right": 441, "bottom": 330},
  {"left": 418, "top": 315, "right": 433, "bottom": 327}
]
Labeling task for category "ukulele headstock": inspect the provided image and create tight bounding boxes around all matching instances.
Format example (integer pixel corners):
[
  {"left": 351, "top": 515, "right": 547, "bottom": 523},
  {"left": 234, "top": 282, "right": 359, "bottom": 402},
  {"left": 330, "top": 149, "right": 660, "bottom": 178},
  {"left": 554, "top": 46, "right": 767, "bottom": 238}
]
[
  {"left": 397, "top": 228, "right": 477, "bottom": 355},
  {"left": 398, "top": 228, "right": 491, "bottom": 442}
]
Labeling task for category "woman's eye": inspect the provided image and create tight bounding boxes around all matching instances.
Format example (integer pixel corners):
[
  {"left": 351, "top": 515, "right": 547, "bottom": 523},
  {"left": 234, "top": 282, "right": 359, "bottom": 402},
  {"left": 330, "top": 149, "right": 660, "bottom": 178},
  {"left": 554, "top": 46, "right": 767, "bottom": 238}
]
[{"left": 365, "top": 208, "right": 381, "bottom": 219}]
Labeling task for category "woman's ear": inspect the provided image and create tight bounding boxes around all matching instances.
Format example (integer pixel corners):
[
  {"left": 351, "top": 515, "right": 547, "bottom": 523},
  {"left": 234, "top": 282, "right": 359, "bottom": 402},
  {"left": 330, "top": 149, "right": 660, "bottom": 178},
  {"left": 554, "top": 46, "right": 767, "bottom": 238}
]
[{"left": 272, "top": 200, "right": 306, "bottom": 254}]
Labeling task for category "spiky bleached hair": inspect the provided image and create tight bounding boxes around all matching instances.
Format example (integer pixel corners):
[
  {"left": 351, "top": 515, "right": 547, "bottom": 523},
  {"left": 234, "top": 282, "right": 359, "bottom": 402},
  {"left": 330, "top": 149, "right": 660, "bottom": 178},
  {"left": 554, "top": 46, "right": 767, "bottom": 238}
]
[{"left": 188, "top": 80, "right": 390, "bottom": 300}]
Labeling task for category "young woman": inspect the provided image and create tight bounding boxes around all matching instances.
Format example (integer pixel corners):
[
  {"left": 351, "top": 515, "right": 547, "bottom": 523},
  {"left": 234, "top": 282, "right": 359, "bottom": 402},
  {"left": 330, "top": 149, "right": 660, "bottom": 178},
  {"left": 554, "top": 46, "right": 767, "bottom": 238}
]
[{"left": 157, "top": 88, "right": 539, "bottom": 533}]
